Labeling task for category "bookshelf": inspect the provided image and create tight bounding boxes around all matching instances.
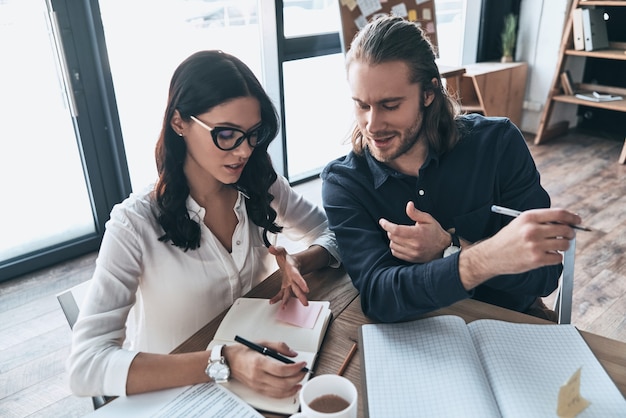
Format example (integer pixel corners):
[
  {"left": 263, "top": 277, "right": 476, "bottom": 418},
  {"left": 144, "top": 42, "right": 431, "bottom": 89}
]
[{"left": 534, "top": 0, "right": 626, "bottom": 164}]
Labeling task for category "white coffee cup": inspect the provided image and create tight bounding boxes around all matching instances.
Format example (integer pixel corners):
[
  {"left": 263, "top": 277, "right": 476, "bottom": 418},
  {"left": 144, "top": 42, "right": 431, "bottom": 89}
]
[{"left": 290, "top": 374, "right": 357, "bottom": 418}]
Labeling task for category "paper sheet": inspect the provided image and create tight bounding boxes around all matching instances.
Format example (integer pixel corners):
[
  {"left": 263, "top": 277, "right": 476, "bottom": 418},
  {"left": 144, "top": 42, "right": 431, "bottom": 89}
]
[{"left": 88, "top": 383, "right": 263, "bottom": 418}]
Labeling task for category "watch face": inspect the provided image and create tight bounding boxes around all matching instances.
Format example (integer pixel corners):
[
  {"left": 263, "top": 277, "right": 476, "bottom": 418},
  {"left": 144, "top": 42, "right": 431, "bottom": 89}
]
[
  {"left": 207, "top": 361, "right": 230, "bottom": 383},
  {"left": 443, "top": 246, "right": 461, "bottom": 258}
]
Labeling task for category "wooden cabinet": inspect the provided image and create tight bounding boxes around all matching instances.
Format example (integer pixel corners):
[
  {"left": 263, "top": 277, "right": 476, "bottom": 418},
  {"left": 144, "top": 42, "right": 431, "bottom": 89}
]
[
  {"left": 448, "top": 62, "right": 528, "bottom": 128},
  {"left": 534, "top": 0, "right": 626, "bottom": 164}
]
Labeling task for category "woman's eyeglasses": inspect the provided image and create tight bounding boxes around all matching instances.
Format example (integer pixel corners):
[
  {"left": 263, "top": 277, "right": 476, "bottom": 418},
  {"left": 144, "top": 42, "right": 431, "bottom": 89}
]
[{"left": 189, "top": 115, "right": 268, "bottom": 151}]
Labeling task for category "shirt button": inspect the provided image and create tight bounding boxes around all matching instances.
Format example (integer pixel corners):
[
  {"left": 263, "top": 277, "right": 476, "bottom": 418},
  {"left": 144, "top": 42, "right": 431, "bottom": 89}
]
[
  {"left": 236, "top": 240, "right": 241, "bottom": 245},
  {"left": 418, "top": 189, "right": 425, "bottom": 196}
]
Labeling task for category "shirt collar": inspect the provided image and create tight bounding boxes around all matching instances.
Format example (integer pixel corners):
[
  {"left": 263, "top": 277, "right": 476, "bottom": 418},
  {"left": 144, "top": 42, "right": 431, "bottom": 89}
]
[
  {"left": 185, "top": 190, "right": 247, "bottom": 222},
  {"left": 364, "top": 145, "right": 440, "bottom": 189},
  {"left": 186, "top": 195, "right": 205, "bottom": 222}
]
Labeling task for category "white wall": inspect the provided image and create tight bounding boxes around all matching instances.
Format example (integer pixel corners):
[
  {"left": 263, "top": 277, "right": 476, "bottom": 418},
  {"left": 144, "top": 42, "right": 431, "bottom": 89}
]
[{"left": 516, "top": 0, "right": 578, "bottom": 133}]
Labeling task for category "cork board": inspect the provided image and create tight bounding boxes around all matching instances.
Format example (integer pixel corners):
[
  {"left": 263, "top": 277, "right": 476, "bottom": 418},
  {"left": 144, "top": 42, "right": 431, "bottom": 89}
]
[{"left": 337, "top": 0, "right": 439, "bottom": 55}]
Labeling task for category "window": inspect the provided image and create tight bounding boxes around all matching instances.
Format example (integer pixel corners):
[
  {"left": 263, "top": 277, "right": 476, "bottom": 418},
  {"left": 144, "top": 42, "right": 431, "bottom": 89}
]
[
  {"left": 0, "top": 0, "right": 130, "bottom": 282},
  {"left": 0, "top": 0, "right": 95, "bottom": 265},
  {"left": 283, "top": 0, "right": 340, "bottom": 38},
  {"left": 98, "top": 0, "right": 268, "bottom": 191},
  {"left": 436, "top": 0, "right": 481, "bottom": 66},
  {"left": 282, "top": 54, "right": 353, "bottom": 181},
  {"left": 279, "top": 0, "right": 350, "bottom": 181}
]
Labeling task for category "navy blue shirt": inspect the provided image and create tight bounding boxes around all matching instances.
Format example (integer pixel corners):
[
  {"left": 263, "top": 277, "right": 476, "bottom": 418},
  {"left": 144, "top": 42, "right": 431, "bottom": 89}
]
[{"left": 321, "top": 114, "right": 561, "bottom": 322}]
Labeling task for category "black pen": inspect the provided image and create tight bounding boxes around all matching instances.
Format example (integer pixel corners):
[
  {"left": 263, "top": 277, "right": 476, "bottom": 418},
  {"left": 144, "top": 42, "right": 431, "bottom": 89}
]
[
  {"left": 234, "top": 335, "right": 310, "bottom": 373},
  {"left": 491, "top": 205, "right": 592, "bottom": 232}
]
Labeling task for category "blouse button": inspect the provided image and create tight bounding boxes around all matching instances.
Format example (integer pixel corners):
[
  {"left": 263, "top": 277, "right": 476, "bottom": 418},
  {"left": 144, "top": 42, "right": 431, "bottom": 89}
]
[
  {"left": 236, "top": 240, "right": 241, "bottom": 245},
  {"left": 418, "top": 189, "right": 425, "bottom": 196}
]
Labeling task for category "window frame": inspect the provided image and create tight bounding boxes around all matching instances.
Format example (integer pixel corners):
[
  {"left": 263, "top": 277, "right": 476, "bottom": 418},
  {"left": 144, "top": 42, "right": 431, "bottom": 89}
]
[{"left": 0, "top": 0, "right": 131, "bottom": 282}]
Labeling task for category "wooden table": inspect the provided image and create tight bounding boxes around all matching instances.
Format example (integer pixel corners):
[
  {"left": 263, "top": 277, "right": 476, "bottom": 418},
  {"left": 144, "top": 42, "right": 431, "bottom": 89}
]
[
  {"left": 173, "top": 268, "right": 626, "bottom": 417},
  {"left": 444, "top": 61, "right": 528, "bottom": 127},
  {"left": 438, "top": 64, "right": 466, "bottom": 98}
]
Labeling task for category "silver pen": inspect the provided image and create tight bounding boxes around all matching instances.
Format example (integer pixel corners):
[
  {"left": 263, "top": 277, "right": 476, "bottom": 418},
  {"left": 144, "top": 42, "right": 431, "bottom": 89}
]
[{"left": 490, "top": 205, "right": 591, "bottom": 232}]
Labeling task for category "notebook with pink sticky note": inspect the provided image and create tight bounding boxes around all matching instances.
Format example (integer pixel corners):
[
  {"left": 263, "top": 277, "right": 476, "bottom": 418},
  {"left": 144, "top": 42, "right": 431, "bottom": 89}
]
[
  {"left": 275, "top": 298, "right": 324, "bottom": 329},
  {"left": 207, "top": 297, "right": 332, "bottom": 415}
]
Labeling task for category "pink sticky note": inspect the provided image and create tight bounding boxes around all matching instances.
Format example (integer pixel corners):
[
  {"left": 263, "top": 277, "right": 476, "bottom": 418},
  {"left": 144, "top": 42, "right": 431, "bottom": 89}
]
[{"left": 276, "top": 298, "right": 323, "bottom": 329}]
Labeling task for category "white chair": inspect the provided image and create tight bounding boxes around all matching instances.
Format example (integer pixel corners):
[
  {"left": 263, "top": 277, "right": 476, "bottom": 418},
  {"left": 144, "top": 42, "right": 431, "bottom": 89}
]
[
  {"left": 553, "top": 236, "right": 576, "bottom": 324},
  {"left": 56, "top": 280, "right": 91, "bottom": 330},
  {"left": 56, "top": 280, "right": 112, "bottom": 410}
]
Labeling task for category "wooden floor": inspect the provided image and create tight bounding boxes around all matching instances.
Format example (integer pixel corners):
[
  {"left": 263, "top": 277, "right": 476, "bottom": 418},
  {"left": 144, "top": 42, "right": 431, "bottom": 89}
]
[{"left": 1, "top": 130, "right": 625, "bottom": 417}]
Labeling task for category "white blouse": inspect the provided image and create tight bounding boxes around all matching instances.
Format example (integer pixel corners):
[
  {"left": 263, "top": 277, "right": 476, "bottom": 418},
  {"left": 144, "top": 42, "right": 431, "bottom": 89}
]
[{"left": 67, "top": 175, "right": 340, "bottom": 397}]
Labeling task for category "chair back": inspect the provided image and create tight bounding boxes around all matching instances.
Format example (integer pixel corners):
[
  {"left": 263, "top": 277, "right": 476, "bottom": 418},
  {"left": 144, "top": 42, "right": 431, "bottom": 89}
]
[
  {"left": 554, "top": 236, "right": 576, "bottom": 324},
  {"left": 56, "top": 280, "right": 111, "bottom": 410},
  {"left": 56, "top": 280, "right": 91, "bottom": 329}
]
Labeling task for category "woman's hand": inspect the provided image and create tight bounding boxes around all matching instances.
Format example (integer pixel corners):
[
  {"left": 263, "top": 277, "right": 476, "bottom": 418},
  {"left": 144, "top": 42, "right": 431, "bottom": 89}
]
[
  {"left": 225, "top": 341, "right": 308, "bottom": 398},
  {"left": 268, "top": 245, "right": 310, "bottom": 307}
]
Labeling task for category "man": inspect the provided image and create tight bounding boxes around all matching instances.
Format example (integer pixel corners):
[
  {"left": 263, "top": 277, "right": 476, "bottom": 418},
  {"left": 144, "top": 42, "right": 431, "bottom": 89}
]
[{"left": 321, "top": 16, "right": 582, "bottom": 323}]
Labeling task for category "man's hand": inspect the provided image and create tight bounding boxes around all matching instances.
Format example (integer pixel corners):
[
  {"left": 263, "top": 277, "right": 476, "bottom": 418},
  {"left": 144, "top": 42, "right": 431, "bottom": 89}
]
[
  {"left": 459, "top": 208, "right": 582, "bottom": 290},
  {"left": 268, "top": 245, "right": 310, "bottom": 308},
  {"left": 379, "top": 201, "right": 451, "bottom": 263}
]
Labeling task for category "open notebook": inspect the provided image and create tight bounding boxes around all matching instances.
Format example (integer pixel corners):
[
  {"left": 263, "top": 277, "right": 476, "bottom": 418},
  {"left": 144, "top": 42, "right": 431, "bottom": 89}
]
[
  {"left": 88, "top": 297, "right": 331, "bottom": 417},
  {"left": 207, "top": 297, "right": 332, "bottom": 415},
  {"left": 360, "top": 315, "right": 626, "bottom": 418}
]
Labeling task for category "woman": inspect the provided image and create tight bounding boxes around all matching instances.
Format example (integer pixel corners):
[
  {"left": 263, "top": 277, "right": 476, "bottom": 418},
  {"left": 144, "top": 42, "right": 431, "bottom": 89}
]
[{"left": 67, "top": 50, "right": 340, "bottom": 400}]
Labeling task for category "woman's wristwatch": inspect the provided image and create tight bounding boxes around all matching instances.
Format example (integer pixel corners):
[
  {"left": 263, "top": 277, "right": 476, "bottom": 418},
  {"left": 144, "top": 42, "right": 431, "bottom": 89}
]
[{"left": 205, "top": 344, "right": 231, "bottom": 383}]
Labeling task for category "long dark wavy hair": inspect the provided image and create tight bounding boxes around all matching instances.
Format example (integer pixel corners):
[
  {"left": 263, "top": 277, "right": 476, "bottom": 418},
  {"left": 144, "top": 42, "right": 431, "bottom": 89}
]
[
  {"left": 345, "top": 15, "right": 463, "bottom": 156},
  {"left": 154, "top": 50, "right": 281, "bottom": 251}
]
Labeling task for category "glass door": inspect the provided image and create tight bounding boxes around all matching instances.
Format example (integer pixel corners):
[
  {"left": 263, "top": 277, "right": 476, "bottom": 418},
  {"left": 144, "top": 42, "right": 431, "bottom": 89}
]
[
  {"left": 0, "top": 0, "right": 132, "bottom": 282},
  {"left": 281, "top": 0, "right": 352, "bottom": 182},
  {"left": 0, "top": 1, "right": 95, "bottom": 266}
]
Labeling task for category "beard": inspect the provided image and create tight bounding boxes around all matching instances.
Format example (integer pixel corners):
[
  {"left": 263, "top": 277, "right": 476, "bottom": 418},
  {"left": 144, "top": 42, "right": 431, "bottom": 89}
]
[{"left": 365, "top": 118, "right": 423, "bottom": 163}]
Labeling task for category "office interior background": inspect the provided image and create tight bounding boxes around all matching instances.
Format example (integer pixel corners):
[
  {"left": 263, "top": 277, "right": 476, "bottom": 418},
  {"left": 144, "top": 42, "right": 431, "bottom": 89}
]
[{"left": 2, "top": 0, "right": 576, "bottom": 284}]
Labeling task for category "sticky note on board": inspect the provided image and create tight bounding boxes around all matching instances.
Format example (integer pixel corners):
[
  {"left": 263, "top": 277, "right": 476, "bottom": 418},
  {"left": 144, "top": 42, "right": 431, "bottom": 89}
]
[
  {"left": 390, "top": 3, "right": 408, "bottom": 18},
  {"left": 422, "top": 7, "right": 431, "bottom": 21},
  {"left": 408, "top": 9, "right": 417, "bottom": 21},
  {"left": 357, "top": 0, "right": 383, "bottom": 17},
  {"left": 425, "top": 22, "right": 435, "bottom": 33},
  {"left": 557, "top": 367, "right": 590, "bottom": 417},
  {"left": 276, "top": 298, "right": 323, "bottom": 329},
  {"left": 354, "top": 14, "right": 367, "bottom": 30},
  {"left": 343, "top": 0, "right": 358, "bottom": 11}
]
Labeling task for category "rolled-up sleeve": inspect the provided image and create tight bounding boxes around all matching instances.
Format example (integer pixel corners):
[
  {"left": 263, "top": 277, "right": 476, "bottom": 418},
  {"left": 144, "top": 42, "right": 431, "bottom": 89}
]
[
  {"left": 67, "top": 208, "right": 142, "bottom": 397},
  {"left": 270, "top": 175, "right": 341, "bottom": 267}
]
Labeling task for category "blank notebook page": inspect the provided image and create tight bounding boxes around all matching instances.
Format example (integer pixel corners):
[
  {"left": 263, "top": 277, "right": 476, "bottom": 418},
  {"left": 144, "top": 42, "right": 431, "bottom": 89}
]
[
  {"left": 360, "top": 316, "right": 500, "bottom": 418},
  {"left": 468, "top": 320, "right": 626, "bottom": 418}
]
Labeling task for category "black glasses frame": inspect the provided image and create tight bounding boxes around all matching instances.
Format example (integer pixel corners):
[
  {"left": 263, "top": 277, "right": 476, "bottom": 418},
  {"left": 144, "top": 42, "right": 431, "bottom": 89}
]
[{"left": 189, "top": 115, "right": 268, "bottom": 151}]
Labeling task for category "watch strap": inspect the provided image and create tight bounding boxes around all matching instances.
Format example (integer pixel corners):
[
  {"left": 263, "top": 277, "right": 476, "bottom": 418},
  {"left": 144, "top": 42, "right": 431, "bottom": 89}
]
[
  {"left": 210, "top": 344, "right": 225, "bottom": 363},
  {"left": 450, "top": 232, "right": 460, "bottom": 248},
  {"left": 443, "top": 232, "right": 461, "bottom": 258}
]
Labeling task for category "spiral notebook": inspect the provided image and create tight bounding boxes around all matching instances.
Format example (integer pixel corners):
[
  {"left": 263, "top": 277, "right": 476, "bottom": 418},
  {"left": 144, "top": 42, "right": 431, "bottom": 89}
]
[{"left": 359, "top": 315, "right": 626, "bottom": 417}]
